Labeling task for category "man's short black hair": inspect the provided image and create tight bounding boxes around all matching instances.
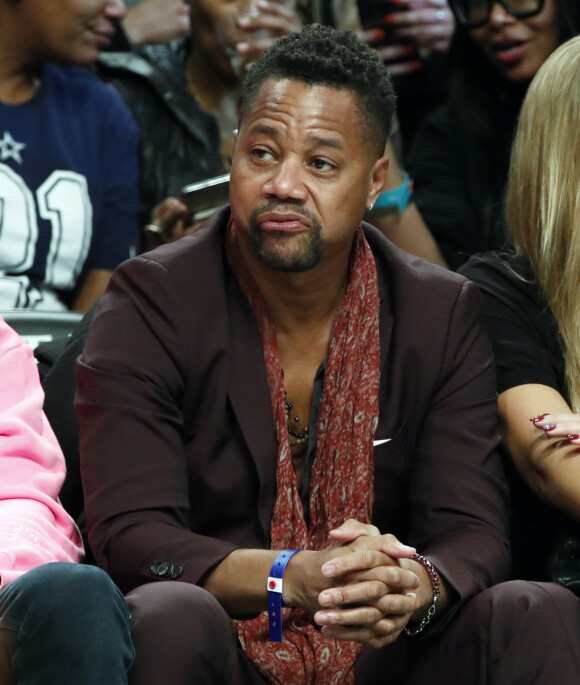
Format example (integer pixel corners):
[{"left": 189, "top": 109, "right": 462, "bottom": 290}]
[{"left": 240, "top": 25, "right": 396, "bottom": 157}]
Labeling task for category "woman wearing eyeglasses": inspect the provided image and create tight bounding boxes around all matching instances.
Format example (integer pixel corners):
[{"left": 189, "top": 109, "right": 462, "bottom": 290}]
[{"left": 405, "top": 0, "right": 580, "bottom": 269}]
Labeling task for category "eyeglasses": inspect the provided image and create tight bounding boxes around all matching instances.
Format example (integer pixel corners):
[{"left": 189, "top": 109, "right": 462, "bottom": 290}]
[{"left": 448, "top": 0, "right": 545, "bottom": 29}]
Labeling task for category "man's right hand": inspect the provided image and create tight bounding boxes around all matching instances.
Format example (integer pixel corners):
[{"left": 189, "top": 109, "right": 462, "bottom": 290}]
[{"left": 282, "top": 522, "right": 419, "bottom": 647}]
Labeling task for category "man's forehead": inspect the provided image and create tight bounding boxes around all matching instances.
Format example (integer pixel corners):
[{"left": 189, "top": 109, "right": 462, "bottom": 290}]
[
  {"left": 249, "top": 78, "right": 359, "bottom": 110},
  {"left": 242, "top": 79, "right": 363, "bottom": 138}
]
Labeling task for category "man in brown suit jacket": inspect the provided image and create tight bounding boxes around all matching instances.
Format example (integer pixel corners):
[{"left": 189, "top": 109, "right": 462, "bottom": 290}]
[{"left": 76, "top": 24, "right": 580, "bottom": 685}]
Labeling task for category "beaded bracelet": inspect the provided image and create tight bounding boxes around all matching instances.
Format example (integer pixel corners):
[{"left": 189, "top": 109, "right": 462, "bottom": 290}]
[{"left": 403, "top": 552, "right": 440, "bottom": 637}]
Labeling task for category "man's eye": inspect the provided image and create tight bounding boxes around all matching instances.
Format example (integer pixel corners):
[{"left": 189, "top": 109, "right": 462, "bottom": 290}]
[
  {"left": 312, "top": 158, "right": 334, "bottom": 171},
  {"left": 252, "top": 147, "right": 274, "bottom": 161}
]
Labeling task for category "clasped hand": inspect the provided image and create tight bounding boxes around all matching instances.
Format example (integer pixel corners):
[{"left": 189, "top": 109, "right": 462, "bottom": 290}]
[{"left": 286, "top": 520, "right": 419, "bottom": 649}]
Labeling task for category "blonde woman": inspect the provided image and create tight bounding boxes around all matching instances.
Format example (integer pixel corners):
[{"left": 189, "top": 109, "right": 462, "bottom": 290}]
[{"left": 461, "top": 34, "right": 580, "bottom": 583}]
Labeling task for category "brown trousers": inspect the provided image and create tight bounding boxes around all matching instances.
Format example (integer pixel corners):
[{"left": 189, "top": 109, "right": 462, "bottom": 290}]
[{"left": 126, "top": 580, "right": 580, "bottom": 684}]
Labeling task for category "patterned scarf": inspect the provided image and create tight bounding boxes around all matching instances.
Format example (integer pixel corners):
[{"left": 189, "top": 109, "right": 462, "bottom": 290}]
[{"left": 228, "top": 221, "right": 381, "bottom": 684}]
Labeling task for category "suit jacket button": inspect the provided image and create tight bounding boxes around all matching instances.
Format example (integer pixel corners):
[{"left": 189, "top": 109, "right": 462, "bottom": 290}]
[
  {"left": 151, "top": 561, "right": 170, "bottom": 577},
  {"left": 169, "top": 565, "right": 183, "bottom": 579}
]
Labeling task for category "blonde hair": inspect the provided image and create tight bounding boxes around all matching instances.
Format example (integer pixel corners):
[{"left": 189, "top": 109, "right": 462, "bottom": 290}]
[{"left": 506, "top": 35, "right": 580, "bottom": 410}]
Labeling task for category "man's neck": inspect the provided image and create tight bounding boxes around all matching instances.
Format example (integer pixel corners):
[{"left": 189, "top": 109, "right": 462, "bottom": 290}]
[{"left": 236, "top": 235, "right": 350, "bottom": 338}]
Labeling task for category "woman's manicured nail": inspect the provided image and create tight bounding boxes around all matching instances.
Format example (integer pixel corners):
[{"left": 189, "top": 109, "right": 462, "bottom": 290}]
[
  {"left": 530, "top": 414, "right": 547, "bottom": 422},
  {"left": 543, "top": 424, "right": 557, "bottom": 432},
  {"left": 369, "top": 27, "right": 386, "bottom": 40},
  {"left": 567, "top": 435, "right": 580, "bottom": 441}
]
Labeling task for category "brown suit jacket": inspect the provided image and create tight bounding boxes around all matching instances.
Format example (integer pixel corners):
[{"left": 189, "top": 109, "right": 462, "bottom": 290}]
[{"left": 77, "top": 207, "right": 509, "bottom": 623}]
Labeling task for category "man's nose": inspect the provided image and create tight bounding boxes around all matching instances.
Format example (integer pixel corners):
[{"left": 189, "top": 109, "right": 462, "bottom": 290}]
[
  {"left": 105, "top": 0, "right": 127, "bottom": 20},
  {"left": 262, "top": 157, "right": 309, "bottom": 202}
]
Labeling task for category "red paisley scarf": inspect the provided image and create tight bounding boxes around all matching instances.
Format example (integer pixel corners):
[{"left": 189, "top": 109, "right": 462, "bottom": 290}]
[{"left": 228, "top": 222, "right": 381, "bottom": 685}]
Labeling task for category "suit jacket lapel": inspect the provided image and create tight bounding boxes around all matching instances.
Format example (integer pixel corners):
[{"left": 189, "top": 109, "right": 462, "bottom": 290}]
[{"left": 227, "top": 276, "right": 278, "bottom": 543}]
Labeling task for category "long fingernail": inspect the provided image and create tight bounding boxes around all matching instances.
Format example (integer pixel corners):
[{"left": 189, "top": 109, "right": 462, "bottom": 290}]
[
  {"left": 568, "top": 435, "right": 580, "bottom": 441},
  {"left": 530, "top": 414, "right": 548, "bottom": 422},
  {"left": 543, "top": 424, "right": 557, "bottom": 432}
]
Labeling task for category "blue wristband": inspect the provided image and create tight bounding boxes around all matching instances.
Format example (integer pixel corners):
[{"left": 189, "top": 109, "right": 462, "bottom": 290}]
[
  {"left": 373, "top": 172, "right": 414, "bottom": 213},
  {"left": 267, "top": 549, "right": 301, "bottom": 642}
]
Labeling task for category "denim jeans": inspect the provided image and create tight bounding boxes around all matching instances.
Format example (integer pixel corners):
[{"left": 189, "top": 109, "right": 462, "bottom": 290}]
[{"left": 0, "top": 562, "right": 134, "bottom": 684}]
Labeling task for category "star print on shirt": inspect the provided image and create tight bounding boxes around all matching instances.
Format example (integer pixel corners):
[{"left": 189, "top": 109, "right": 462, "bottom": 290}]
[{"left": 0, "top": 131, "right": 26, "bottom": 165}]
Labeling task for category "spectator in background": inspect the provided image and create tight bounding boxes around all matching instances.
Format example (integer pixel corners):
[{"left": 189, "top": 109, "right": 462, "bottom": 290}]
[
  {"left": 360, "top": 0, "right": 455, "bottom": 152},
  {"left": 0, "top": 0, "right": 139, "bottom": 311},
  {"left": 98, "top": 0, "right": 300, "bottom": 245},
  {"left": 0, "top": 315, "right": 133, "bottom": 683},
  {"left": 407, "top": 0, "right": 580, "bottom": 269},
  {"left": 461, "top": 35, "right": 580, "bottom": 589}
]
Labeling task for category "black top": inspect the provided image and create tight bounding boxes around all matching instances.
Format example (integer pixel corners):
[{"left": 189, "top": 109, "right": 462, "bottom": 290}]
[
  {"left": 407, "top": 93, "right": 522, "bottom": 270},
  {"left": 460, "top": 252, "right": 565, "bottom": 396},
  {"left": 97, "top": 41, "right": 225, "bottom": 243},
  {"left": 460, "top": 252, "right": 571, "bottom": 583}
]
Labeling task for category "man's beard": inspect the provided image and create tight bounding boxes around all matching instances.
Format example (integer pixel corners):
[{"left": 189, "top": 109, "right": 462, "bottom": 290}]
[{"left": 248, "top": 201, "right": 323, "bottom": 273}]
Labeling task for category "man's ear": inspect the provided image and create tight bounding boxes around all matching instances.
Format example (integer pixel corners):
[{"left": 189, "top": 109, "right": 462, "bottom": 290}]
[{"left": 367, "top": 156, "right": 389, "bottom": 210}]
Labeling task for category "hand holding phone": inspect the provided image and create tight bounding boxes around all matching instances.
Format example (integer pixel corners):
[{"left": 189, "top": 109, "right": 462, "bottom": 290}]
[{"left": 145, "top": 175, "right": 230, "bottom": 247}]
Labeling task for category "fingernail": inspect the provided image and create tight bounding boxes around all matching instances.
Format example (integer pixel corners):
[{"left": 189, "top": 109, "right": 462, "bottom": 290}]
[
  {"left": 530, "top": 414, "right": 548, "bottom": 422},
  {"left": 384, "top": 14, "right": 396, "bottom": 24},
  {"left": 322, "top": 563, "right": 336, "bottom": 576},
  {"left": 568, "top": 435, "right": 580, "bottom": 441},
  {"left": 369, "top": 27, "right": 386, "bottom": 41},
  {"left": 543, "top": 424, "right": 557, "bottom": 432},
  {"left": 319, "top": 592, "right": 333, "bottom": 605},
  {"left": 397, "top": 542, "right": 416, "bottom": 553},
  {"left": 408, "top": 60, "right": 422, "bottom": 71},
  {"left": 402, "top": 44, "right": 415, "bottom": 55},
  {"left": 236, "top": 42, "right": 250, "bottom": 53}
]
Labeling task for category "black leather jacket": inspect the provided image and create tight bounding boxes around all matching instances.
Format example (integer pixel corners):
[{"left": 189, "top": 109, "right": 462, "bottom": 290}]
[{"left": 97, "top": 41, "right": 225, "bottom": 240}]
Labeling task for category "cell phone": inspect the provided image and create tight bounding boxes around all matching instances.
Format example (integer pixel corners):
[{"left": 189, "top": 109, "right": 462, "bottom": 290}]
[
  {"left": 180, "top": 174, "right": 230, "bottom": 221},
  {"left": 357, "top": 0, "right": 403, "bottom": 30},
  {"left": 357, "top": 0, "right": 419, "bottom": 65}
]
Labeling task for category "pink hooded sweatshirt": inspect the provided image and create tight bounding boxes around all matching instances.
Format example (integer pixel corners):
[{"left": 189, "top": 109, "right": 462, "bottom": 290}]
[{"left": 0, "top": 316, "right": 83, "bottom": 590}]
